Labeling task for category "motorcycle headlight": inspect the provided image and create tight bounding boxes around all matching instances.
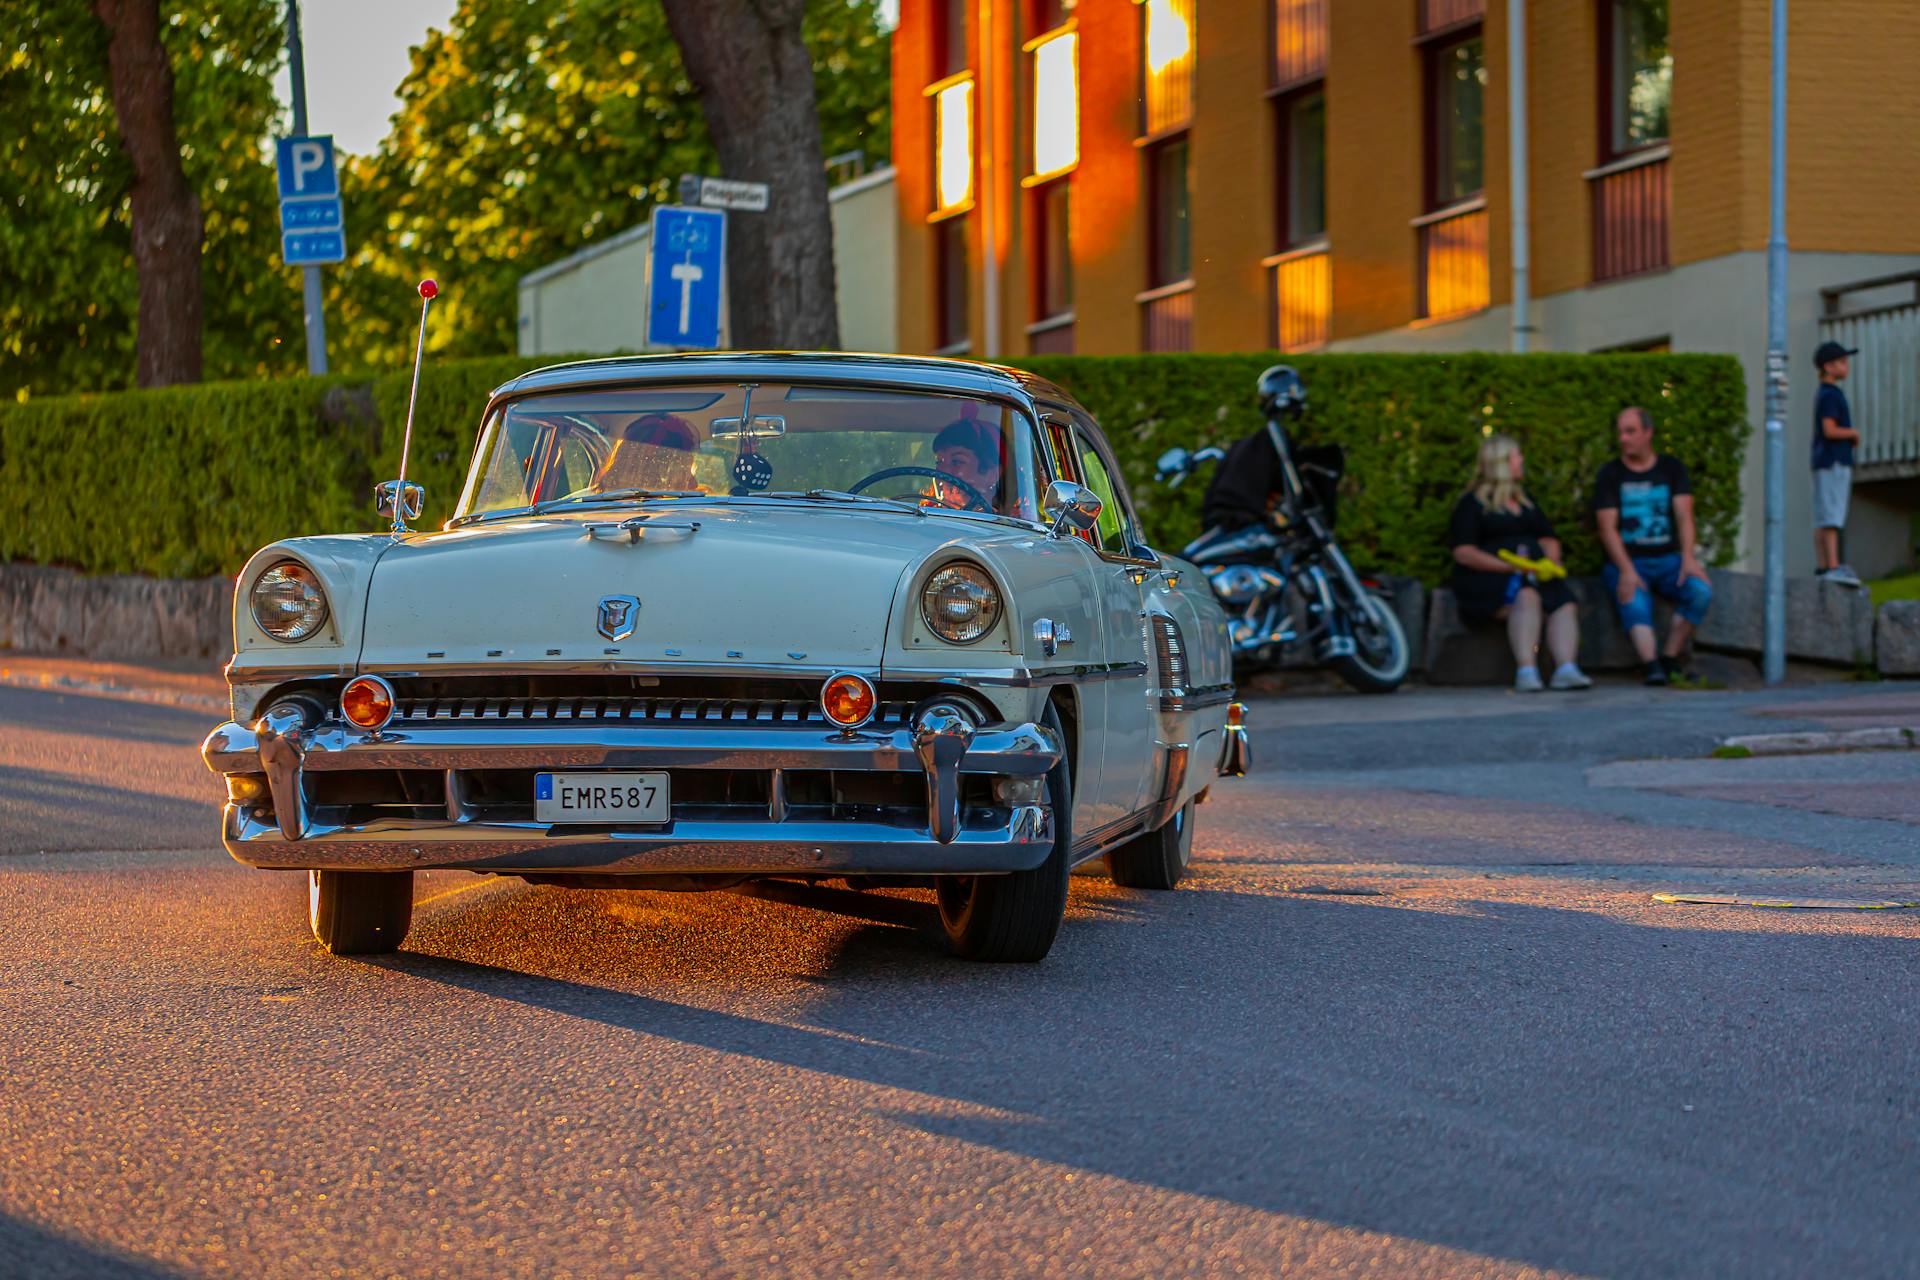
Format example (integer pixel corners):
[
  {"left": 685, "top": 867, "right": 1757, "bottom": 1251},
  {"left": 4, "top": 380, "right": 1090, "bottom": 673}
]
[
  {"left": 250, "top": 560, "right": 330, "bottom": 642},
  {"left": 920, "top": 563, "right": 1002, "bottom": 644}
]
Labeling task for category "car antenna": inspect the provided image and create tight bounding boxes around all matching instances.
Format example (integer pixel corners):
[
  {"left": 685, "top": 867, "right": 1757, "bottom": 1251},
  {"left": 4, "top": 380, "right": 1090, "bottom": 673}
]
[{"left": 383, "top": 278, "right": 438, "bottom": 535}]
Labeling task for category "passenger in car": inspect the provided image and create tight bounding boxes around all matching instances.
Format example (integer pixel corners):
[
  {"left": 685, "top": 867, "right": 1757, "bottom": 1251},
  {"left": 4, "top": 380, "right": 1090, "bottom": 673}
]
[{"left": 596, "top": 413, "right": 701, "bottom": 493}]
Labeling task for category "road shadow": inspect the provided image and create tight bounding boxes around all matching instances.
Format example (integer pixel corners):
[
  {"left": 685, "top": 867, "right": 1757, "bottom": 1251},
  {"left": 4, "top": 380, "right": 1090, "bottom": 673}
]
[
  {"left": 0, "top": 686, "right": 213, "bottom": 748},
  {"left": 0, "top": 766, "right": 217, "bottom": 855},
  {"left": 0, "top": 1212, "right": 182, "bottom": 1279},
  {"left": 381, "top": 874, "right": 1920, "bottom": 1279}
]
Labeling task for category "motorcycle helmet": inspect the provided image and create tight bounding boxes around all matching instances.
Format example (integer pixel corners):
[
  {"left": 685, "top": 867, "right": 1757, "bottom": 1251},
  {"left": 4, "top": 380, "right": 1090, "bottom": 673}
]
[{"left": 1257, "top": 364, "right": 1307, "bottom": 418}]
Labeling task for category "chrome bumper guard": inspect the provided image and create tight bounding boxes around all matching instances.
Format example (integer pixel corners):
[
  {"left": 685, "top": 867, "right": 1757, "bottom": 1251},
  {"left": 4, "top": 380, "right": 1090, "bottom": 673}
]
[
  {"left": 1219, "top": 710, "right": 1251, "bottom": 778},
  {"left": 201, "top": 711, "right": 1061, "bottom": 875}
]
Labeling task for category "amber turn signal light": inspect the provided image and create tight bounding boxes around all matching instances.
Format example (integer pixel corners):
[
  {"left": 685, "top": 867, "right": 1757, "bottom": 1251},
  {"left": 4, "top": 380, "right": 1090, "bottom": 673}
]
[
  {"left": 820, "top": 673, "right": 877, "bottom": 729},
  {"left": 341, "top": 675, "right": 396, "bottom": 731}
]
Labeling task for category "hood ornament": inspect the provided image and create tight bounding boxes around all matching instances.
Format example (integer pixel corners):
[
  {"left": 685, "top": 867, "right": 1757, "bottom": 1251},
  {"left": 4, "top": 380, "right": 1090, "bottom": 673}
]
[
  {"left": 376, "top": 278, "right": 439, "bottom": 535},
  {"left": 597, "top": 595, "right": 640, "bottom": 641}
]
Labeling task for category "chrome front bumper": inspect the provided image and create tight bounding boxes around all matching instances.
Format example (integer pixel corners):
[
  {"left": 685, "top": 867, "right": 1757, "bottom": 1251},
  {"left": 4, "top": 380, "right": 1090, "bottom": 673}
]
[{"left": 201, "top": 712, "right": 1062, "bottom": 875}]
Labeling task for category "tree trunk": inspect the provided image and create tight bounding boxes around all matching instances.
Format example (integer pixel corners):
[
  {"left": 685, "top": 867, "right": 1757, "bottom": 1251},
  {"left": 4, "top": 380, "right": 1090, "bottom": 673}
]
[
  {"left": 661, "top": 0, "right": 840, "bottom": 350},
  {"left": 94, "top": 0, "right": 203, "bottom": 386}
]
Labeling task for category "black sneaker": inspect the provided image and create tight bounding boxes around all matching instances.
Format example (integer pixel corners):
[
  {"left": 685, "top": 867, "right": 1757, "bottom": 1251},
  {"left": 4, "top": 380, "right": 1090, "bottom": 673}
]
[
  {"left": 1660, "top": 656, "right": 1688, "bottom": 682},
  {"left": 1644, "top": 662, "right": 1669, "bottom": 687}
]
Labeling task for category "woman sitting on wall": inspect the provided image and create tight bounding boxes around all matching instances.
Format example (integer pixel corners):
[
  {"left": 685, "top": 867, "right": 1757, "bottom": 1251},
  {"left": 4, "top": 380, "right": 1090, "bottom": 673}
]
[{"left": 1448, "top": 434, "right": 1593, "bottom": 693}]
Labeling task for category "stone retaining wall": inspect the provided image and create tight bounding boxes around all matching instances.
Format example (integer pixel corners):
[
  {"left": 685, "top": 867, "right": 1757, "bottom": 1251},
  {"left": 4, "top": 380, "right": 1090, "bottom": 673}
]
[{"left": 0, "top": 563, "right": 231, "bottom": 663}]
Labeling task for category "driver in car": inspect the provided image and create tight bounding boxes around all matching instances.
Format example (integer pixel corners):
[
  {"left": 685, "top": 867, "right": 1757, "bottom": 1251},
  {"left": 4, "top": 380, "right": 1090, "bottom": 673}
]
[
  {"left": 595, "top": 412, "right": 701, "bottom": 493},
  {"left": 930, "top": 417, "right": 1004, "bottom": 513}
]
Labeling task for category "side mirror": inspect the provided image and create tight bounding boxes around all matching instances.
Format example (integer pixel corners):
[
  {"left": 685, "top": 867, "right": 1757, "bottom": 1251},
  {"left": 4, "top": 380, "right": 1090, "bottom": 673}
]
[
  {"left": 376, "top": 479, "right": 425, "bottom": 529},
  {"left": 1155, "top": 447, "right": 1191, "bottom": 483},
  {"left": 1043, "top": 480, "right": 1103, "bottom": 539}
]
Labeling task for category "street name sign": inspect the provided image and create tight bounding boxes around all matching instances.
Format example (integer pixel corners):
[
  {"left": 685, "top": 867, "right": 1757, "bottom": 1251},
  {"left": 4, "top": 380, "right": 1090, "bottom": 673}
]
[
  {"left": 275, "top": 134, "right": 346, "bottom": 266},
  {"left": 647, "top": 205, "right": 727, "bottom": 350},
  {"left": 689, "top": 176, "right": 770, "bottom": 213}
]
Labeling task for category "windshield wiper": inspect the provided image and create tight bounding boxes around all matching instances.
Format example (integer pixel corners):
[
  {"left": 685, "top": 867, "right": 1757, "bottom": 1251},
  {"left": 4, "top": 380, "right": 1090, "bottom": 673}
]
[
  {"left": 529, "top": 488, "right": 705, "bottom": 515},
  {"left": 751, "top": 489, "right": 928, "bottom": 516}
]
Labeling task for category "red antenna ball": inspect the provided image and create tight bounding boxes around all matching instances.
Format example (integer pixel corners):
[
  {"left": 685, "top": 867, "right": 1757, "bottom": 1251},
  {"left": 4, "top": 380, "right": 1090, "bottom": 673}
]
[{"left": 418, "top": 278, "right": 439, "bottom": 300}]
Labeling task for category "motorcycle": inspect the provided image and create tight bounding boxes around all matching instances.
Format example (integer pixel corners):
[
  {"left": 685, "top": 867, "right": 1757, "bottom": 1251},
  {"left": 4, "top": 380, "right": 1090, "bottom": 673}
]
[{"left": 1155, "top": 370, "right": 1411, "bottom": 694}]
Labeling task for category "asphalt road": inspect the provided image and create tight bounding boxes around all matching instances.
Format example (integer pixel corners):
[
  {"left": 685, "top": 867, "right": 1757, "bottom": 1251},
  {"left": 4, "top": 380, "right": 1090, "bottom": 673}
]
[{"left": 3, "top": 679, "right": 1919, "bottom": 1279}]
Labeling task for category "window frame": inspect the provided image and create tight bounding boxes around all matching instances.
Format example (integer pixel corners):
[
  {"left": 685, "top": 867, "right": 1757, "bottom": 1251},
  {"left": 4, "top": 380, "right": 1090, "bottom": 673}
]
[
  {"left": 1272, "top": 85, "right": 1328, "bottom": 252},
  {"left": 1422, "top": 28, "right": 1486, "bottom": 213},
  {"left": 934, "top": 215, "right": 971, "bottom": 354},
  {"left": 1030, "top": 175, "right": 1073, "bottom": 325},
  {"left": 1145, "top": 134, "right": 1192, "bottom": 290},
  {"left": 1597, "top": 0, "right": 1671, "bottom": 162}
]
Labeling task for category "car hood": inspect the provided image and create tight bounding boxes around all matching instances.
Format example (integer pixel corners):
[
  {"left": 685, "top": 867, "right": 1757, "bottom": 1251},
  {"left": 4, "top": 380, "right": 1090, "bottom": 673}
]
[{"left": 354, "top": 502, "right": 1023, "bottom": 676}]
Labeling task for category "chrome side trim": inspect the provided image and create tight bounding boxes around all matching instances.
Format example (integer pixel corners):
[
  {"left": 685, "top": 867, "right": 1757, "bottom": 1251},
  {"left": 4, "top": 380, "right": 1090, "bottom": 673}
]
[
  {"left": 1145, "top": 742, "right": 1192, "bottom": 831},
  {"left": 219, "top": 804, "right": 1054, "bottom": 875},
  {"left": 1157, "top": 683, "right": 1236, "bottom": 713}
]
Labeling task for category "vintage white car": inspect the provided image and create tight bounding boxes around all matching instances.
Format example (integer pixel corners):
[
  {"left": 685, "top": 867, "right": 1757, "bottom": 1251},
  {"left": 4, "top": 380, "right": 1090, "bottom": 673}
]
[{"left": 202, "top": 353, "right": 1247, "bottom": 962}]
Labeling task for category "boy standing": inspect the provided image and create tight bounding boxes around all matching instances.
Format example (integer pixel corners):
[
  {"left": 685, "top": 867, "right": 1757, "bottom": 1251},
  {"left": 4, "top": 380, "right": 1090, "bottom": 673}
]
[
  {"left": 1593, "top": 406, "right": 1714, "bottom": 686},
  {"left": 1811, "top": 340, "right": 1862, "bottom": 586}
]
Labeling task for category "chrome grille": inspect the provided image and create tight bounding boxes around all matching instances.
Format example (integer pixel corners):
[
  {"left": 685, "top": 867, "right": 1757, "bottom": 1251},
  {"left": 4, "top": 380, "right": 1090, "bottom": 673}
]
[{"left": 389, "top": 694, "right": 917, "bottom": 727}]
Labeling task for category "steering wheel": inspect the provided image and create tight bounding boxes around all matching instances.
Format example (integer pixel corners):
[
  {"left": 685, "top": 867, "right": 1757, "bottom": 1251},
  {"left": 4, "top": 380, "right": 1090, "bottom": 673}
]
[{"left": 846, "top": 466, "right": 993, "bottom": 513}]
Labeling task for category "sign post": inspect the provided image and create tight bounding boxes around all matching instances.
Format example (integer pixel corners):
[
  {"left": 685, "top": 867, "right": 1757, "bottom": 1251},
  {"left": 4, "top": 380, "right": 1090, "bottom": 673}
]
[
  {"left": 646, "top": 206, "right": 728, "bottom": 351},
  {"left": 280, "top": 0, "right": 338, "bottom": 375}
]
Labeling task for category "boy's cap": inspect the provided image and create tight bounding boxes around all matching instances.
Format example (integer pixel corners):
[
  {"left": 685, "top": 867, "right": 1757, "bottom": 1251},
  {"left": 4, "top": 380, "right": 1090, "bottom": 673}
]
[{"left": 1813, "top": 340, "right": 1858, "bottom": 367}]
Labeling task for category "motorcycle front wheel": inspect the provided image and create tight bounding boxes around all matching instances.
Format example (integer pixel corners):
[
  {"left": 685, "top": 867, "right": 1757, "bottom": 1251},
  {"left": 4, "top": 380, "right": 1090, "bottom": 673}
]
[{"left": 1330, "top": 590, "right": 1410, "bottom": 693}]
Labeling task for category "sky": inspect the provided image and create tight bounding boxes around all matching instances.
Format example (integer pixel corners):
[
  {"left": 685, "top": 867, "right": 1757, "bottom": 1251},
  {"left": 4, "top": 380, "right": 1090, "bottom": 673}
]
[
  {"left": 271, "top": 0, "right": 459, "bottom": 156},
  {"left": 270, "top": 0, "right": 900, "bottom": 157}
]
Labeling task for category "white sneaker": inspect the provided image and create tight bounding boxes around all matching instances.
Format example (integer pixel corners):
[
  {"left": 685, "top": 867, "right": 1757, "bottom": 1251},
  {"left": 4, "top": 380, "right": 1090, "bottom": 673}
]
[
  {"left": 1514, "top": 667, "right": 1545, "bottom": 693},
  {"left": 1824, "top": 564, "right": 1863, "bottom": 587},
  {"left": 1550, "top": 664, "right": 1593, "bottom": 690}
]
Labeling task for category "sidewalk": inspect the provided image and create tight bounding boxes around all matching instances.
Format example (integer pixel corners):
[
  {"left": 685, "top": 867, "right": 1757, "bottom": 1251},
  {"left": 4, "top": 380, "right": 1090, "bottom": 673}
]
[{"left": 0, "top": 652, "right": 226, "bottom": 711}]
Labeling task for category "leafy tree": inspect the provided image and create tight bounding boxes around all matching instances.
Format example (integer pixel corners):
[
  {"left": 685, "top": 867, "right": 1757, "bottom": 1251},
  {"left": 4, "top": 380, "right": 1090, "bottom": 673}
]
[
  {"left": 1, "top": 0, "right": 300, "bottom": 399},
  {"left": 329, "top": 0, "right": 891, "bottom": 371}
]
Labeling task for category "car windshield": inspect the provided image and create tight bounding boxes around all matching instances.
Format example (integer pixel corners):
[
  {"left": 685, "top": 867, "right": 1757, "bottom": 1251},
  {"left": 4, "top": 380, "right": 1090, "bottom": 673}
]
[{"left": 457, "top": 382, "right": 1046, "bottom": 522}]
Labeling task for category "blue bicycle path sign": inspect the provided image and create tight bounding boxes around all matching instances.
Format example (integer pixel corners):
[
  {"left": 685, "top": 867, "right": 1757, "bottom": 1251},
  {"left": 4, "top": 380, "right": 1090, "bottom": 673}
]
[{"left": 647, "top": 205, "right": 727, "bottom": 350}]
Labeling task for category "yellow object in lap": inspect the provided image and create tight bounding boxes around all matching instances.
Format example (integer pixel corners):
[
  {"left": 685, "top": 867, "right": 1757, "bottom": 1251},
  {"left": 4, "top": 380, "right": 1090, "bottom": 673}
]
[{"left": 1497, "top": 549, "right": 1567, "bottom": 581}]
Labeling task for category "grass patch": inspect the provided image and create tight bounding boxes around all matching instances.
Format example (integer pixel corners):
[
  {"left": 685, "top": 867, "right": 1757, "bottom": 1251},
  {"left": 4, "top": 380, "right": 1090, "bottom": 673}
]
[
  {"left": 1711, "top": 744, "right": 1754, "bottom": 759},
  {"left": 1868, "top": 573, "right": 1920, "bottom": 610}
]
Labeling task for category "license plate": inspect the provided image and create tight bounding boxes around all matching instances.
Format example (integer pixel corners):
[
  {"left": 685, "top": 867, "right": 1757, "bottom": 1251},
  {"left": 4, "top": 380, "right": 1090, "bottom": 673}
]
[{"left": 535, "top": 772, "right": 670, "bottom": 824}]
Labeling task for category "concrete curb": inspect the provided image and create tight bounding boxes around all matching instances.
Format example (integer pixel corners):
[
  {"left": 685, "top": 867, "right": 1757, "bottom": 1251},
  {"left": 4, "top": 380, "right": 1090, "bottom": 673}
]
[{"left": 1717, "top": 726, "right": 1919, "bottom": 756}]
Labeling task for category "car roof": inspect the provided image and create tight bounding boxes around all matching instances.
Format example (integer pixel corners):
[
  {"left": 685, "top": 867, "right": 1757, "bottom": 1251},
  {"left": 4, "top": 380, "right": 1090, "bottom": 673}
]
[{"left": 488, "top": 351, "right": 1083, "bottom": 417}]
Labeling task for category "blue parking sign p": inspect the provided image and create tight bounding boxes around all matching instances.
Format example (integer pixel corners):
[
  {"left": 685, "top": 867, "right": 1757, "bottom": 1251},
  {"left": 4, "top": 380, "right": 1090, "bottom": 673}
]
[{"left": 275, "top": 136, "right": 338, "bottom": 199}]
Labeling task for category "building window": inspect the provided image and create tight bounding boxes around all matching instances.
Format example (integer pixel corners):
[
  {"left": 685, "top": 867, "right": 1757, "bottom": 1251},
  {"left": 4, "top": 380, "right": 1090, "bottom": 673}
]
[
  {"left": 1418, "top": 0, "right": 1484, "bottom": 33},
  {"left": 936, "top": 216, "right": 970, "bottom": 351},
  {"left": 931, "top": 77, "right": 975, "bottom": 213},
  {"left": 1034, "top": 180, "right": 1073, "bottom": 321},
  {"left": 1028, "top": 26, "right": 1079, "bottom": 181},
  {"left": 1140, "top": 0, "right": 1195, "bottom": 136},
  {"left": 1147, "top": 137, "right": 1191, "bottom": 287},
  {"left": 1272, "top": 0, "right": 1327, "bottom": 87},
  {"left": 1029, "top": 0, "right": 1073, "bottom": 33},
  {"left": 936, "top": 0, "right": 968, "bottom": 79},
  {"left": 1427, "top": 34, "right": 1486, "bottom": 208},
  {"left": 1277, "top": 90, "right": 1326, "bottom": 248},
  {"left": 1605, "top": 0, "right": 1670, "bottom": 156}
]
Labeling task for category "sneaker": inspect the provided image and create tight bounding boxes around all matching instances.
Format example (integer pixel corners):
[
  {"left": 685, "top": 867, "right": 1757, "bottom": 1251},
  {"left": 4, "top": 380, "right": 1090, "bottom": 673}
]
[
  {"left": 1643, "top": 662, "right": 1669, "bottom": 687},
  {"left": 1514, "top": 666, "right": 1545, "bottom": 693},
  {"left": 1824, "top": 564, "right": 1863, "bottom": 587},
  {"left": 1659, "top": 655, "right": 1688, "bottom": 683},
  {"left": 1549, "top": 664, "right": 1593, "bottom": 690}
]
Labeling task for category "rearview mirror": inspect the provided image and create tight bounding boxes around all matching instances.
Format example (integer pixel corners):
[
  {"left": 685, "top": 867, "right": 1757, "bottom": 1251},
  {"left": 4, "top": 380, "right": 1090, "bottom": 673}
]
[
  {"left": 709, "top": 414, "right": 787, "bottom": 440},
  {"left": 1043, "top": 480, "right": 1103, "bottom": 539}
]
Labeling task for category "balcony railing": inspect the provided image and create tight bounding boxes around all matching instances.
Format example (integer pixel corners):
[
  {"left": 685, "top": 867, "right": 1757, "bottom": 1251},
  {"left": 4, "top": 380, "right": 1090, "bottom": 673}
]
[
  {"left": 1268, "top": 244, "right": 1330, "bottom": 351},
  {"left": 1589, "top": 147, "right": 1669, "bottom": 283},
  {"left": 1139, "top": 282, "right": 1194, "bottom": 352},
  {"left": 1416, "top": 200, "right": 1488, "bottom": 321},
  {"left": 1027, "top": 312, "right": 1076, "bottom": 355},
  {"left": 1272, "top": 0, "right": 1328, "bottom": 87},
  {"left": 1821, "top": 271, "right": 1920, "bottom": 473}
]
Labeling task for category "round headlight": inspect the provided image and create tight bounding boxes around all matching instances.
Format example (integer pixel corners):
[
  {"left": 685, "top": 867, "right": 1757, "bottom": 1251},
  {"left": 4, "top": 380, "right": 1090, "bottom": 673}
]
[
  {"left": 920, "top": 563, "right": 1002, "bottom": 644},
  {"left": 250, "top": 560, "right": 329, "bottom": 642}
]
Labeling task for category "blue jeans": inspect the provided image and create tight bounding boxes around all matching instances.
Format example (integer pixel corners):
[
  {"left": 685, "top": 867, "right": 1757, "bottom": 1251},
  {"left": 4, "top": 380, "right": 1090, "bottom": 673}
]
[{"left": 1603, "top": 554, "right": 1712, "bottom": 632}]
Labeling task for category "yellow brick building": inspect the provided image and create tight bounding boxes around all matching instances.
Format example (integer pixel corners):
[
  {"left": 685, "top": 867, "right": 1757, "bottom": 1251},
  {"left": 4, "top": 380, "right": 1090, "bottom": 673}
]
[{"left": 891, "top": 0, "right": 1920, "bottom": 575}]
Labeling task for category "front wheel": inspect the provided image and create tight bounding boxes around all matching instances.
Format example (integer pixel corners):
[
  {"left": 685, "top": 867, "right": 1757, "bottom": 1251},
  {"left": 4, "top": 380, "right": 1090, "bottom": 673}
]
[
  {"left": 1107, "top": 800, "right": 1195, "bottom": 890},
  {"left": 935, "top": 706, "right": 1073, "bottom": 962},
  {"left": 309, "top": 870, "right": 414, "bottom": 955},
  {"left": 1331, "top": 590, "right": 1410, "bottom": 694}
]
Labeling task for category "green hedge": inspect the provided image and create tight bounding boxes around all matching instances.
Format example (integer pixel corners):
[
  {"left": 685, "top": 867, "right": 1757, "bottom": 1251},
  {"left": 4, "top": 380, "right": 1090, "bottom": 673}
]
[{"left": 0, "top": 351, "right": 1747, "bottom": 581}]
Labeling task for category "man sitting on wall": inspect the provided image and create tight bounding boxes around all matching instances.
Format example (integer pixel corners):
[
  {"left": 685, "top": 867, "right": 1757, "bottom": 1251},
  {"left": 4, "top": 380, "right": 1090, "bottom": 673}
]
[{"left": 1593, "top": 405, "right": 1714, "bottom": 686}]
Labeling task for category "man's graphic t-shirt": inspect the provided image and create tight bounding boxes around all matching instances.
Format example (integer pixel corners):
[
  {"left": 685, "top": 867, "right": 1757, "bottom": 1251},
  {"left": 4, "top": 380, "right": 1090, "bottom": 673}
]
[{"left": 1592, "top": 454, "right": 1693, "bottom": 558}]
